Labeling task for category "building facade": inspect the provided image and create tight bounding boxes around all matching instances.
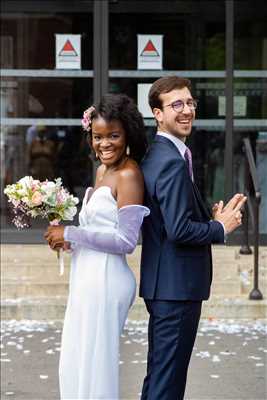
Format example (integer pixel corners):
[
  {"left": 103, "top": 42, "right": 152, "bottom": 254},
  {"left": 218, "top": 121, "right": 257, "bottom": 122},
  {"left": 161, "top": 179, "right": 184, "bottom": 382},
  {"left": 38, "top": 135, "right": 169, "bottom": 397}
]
[{"left": 1, "top": 0, "right": 267, "bottom": 243}]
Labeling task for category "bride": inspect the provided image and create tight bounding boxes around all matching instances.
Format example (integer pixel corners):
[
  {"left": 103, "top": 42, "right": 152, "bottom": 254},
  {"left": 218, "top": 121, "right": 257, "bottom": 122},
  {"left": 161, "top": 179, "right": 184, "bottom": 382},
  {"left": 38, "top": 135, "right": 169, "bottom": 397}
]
[{"left": 44, "top": 94, "right": 149, "bottom": 399}]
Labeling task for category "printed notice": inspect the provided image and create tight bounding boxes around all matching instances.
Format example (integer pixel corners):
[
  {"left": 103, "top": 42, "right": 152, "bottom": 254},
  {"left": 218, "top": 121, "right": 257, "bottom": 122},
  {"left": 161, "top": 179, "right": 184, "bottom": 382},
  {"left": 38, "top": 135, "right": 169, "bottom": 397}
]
[
  {"left": 138, "top": 35, "right": 163, "bottom": 70},
  {"left": 138, "top": 84, "right": 153, "bottom": 118},
  {"left": 56, "top": 34, "right": 81, "bottom": 69},
  {"left": 218, "top": 96, "right": 247, "bottom": 117}
]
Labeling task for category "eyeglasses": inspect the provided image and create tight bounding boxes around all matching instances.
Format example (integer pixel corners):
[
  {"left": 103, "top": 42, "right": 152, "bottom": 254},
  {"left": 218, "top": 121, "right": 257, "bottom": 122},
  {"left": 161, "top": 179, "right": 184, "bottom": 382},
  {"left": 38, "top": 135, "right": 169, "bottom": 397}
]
[{"left": 162, "top": 99, "right": 198, "bottom": 113}]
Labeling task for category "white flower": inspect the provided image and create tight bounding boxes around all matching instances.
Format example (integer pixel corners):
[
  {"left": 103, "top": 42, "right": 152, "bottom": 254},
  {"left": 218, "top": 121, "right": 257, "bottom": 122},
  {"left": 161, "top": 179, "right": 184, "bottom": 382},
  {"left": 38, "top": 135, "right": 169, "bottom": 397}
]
[
  {"left": 18, "top": 176, "right": 33, "bottom": 189},
  {"left": 21, "top": 196, "right": 31, "bottom": 206},
  {"left": 29, "top": 209, "right": 39, "bottom": 218},
  {"left": 63, "top": 206, "right": 77, "bottom": 220},
  {"left": 71, "top": 196, "right": 79, "bottom": 205}
]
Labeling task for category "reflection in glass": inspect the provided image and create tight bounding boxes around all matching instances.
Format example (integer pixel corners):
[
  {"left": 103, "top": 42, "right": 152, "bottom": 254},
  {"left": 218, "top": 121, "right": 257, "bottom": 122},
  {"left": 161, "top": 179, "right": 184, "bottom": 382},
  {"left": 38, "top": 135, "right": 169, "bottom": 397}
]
[
  {"left": 1, "top": 13, "right": 93, "bottom": 69},
  {"left": 1, "top": 125, "right": 94, "bottom": 229},
  {"left": 1, "top": 77, "right": 93, "bottom": 119},
  {"left": 110, "top": 1, "right": 225, "bottom": 70},
  {"left": 235, "top": 0, "right": 267, "bottom": 70}
]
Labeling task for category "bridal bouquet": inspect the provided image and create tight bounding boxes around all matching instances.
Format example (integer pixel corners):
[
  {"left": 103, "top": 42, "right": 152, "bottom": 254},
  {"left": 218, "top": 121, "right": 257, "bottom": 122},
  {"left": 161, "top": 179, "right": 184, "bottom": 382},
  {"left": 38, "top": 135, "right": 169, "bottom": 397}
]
[{"left": 4, "top": 176, "right": 79, "bottom": 274}]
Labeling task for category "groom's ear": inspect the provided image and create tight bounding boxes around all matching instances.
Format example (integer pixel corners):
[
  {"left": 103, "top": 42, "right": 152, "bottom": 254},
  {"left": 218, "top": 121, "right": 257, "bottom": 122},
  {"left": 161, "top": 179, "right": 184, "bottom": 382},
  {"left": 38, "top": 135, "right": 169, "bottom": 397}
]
[{"left": 153, "top": 108, "right": 163, "bottom": 124}]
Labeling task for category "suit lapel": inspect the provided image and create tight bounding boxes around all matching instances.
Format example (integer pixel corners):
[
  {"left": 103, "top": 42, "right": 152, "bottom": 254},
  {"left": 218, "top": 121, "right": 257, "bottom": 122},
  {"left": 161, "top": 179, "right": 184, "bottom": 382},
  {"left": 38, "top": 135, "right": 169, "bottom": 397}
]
[
  {"left": 154, "top": 135, "right": 211, "bottom": 220},
  {"left": 154, "top": 135, "right": 184, "bottom": 159}
]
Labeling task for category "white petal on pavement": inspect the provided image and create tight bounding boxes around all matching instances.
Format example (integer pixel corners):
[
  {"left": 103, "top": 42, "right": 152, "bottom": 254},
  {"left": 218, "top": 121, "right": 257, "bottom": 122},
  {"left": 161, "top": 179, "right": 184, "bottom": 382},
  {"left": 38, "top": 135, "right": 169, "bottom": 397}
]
[
  {"left": 196, "top": 351, "right": 210, "bottom": 358},
  {"left": 46, "top": 349, "right": 55, "bottom": 355},
  {"left": 248, "top": 356, "right": 262, "bottom": 360},
  {"left": 39, "top": 375, "right": 48, "bottom": 379}
]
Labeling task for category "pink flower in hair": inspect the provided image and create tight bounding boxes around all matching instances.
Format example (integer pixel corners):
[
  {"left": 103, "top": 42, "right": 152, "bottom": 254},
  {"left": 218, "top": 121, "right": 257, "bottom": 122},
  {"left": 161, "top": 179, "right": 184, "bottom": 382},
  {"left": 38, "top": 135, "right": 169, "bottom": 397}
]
[{"left": 81, "top": 106, "right": 95, "bottom": 132}]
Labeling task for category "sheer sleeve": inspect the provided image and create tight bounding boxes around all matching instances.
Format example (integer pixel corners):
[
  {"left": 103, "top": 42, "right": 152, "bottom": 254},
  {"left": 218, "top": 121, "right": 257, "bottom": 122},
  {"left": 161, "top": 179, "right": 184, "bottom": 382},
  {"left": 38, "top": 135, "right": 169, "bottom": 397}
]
[{"left": 64, "top": 205, "right": 150, "bottom": 254}]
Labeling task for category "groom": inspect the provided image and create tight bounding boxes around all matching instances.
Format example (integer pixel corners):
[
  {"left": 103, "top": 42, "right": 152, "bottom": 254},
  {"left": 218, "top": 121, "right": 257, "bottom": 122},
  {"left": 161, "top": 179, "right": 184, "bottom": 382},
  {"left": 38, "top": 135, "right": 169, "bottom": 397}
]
[{"left": 140, "top": 76, "right": 246, "bottom": 399}]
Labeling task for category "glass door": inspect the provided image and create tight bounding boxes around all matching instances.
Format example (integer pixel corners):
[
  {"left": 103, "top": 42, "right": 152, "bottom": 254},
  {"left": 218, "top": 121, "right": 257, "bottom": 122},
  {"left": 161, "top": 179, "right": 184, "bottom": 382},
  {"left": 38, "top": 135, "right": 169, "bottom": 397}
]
[
  {"left": 108, "top": 0, "right": 227, "bottom": 208},
  {"left": 1, "top": 2, "right": 94, "bottom": 240}
]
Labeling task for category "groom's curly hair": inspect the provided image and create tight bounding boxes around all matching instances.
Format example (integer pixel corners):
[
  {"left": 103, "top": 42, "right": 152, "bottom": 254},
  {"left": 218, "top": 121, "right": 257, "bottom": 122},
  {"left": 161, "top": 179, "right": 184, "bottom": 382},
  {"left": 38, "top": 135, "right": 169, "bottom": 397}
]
[{"left": 87, "top": 93, "right": 148, "bottom": 164}]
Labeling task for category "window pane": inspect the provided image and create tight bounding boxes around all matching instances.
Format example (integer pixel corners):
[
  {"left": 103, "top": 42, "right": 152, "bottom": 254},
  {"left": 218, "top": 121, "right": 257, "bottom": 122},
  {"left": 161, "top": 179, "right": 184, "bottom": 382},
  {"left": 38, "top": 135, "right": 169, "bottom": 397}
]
[
  {"left": 1, "top": 77, "right": 93, "bottom": 118},
  {"left": 235, "top": 0, "right": 267, "bottom": 70},
  {"left": 1, "top": 13, "right": 93, "bottom": 69},
  {"left": 109, "top": 0, "right": 225, "bottom": 70},
  {"left": 1, "top": 125, "right": 94, "bottom": 229}
]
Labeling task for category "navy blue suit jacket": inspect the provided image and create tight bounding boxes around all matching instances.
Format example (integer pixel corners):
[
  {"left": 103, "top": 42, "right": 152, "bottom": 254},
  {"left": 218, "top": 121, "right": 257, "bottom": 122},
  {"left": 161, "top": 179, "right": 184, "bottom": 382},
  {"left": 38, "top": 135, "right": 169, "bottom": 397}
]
[{"left": 140, "top": 135, "right": 224, "bottom": 301}]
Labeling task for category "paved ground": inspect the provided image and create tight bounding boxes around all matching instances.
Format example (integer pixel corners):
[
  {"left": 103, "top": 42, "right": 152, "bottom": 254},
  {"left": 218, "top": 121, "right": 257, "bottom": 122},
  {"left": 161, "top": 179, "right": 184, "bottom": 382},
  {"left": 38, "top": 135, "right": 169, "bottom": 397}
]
[{"left": 1, "top": 319, "right": 266, "bottom": 400}]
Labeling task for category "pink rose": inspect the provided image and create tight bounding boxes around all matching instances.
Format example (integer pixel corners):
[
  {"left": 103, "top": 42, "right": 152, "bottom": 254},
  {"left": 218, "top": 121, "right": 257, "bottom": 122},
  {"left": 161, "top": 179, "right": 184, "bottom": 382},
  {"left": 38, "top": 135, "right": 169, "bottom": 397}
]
[{"left": 32, "top": 191, "right": 43, "bottom": 206}]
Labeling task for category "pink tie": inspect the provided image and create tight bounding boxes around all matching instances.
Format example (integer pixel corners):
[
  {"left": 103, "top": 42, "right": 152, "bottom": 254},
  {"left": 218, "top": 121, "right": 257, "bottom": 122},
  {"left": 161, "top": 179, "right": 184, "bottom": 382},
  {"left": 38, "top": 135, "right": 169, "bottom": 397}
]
[{"left": 184, "top": 147, "right": 194, "bottom": 181}]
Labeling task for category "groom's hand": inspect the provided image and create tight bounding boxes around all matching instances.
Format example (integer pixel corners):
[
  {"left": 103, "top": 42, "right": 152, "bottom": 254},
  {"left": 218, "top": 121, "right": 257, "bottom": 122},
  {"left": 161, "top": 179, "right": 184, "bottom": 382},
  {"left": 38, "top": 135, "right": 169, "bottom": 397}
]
[
  {"left": 212, "top": 193, "right": 245, "bottom": 216},
  {"left": 213, "top": 193, "right": 247, "bottom": 234}
]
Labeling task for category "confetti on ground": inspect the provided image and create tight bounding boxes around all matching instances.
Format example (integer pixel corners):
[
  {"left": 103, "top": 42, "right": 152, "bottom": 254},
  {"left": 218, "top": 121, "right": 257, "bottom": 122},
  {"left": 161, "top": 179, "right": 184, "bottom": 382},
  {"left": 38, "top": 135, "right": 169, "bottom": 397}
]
[
  {"left": 196, "top": 351, "right": 210, "bottom": 358},
  {"left": 39, "top": 375, "right": 48, "bottom": 380},
  {"left": 46, "top": 349, "right": 55, "bottom": 355},
  {"left": 0, "top": 318, "right": 266, "bottom": 400},
  {"left": 248, "top": 356, "right": 262, "bottom": 360}
]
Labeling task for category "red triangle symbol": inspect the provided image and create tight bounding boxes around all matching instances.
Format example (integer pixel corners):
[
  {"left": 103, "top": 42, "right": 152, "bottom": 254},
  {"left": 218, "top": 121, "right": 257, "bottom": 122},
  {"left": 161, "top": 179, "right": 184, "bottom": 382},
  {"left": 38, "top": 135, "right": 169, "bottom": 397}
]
[
  {"left": 59, "top": 40, "right": 78, "bottom": 56},
  {"left": 141, "top": 40, "right": 159, "bottom": 56},
  {"left": 144, "top": 40, "right": 157, "bottom": 52},
  {"left": 62, "top": 40, "right": 75, "bottom": 52}
]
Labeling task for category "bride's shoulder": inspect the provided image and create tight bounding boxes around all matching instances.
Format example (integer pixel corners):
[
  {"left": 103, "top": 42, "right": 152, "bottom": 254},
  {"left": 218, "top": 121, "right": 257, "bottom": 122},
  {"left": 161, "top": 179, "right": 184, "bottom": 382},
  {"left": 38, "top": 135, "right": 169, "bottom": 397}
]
[
  {"left": 118, "top": 159, "right": 142, "bottom": 180},
  {"left": 117, "top": 162, "right": 144, "bottom": 195}
]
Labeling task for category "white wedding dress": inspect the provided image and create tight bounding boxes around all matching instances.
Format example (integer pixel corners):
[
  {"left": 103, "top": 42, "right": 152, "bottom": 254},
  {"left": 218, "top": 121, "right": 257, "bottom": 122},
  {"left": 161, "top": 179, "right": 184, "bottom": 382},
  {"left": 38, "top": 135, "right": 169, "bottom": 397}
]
[{"left": 59, "top": 186, "right": 141, "bottom": 399}]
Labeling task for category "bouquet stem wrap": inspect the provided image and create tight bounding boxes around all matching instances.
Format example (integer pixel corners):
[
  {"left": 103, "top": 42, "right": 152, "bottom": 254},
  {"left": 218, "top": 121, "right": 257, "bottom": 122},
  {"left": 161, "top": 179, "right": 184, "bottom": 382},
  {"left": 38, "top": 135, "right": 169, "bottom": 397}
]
[{"left": 49, "top": 219, "right": 64, "bottom": 276}]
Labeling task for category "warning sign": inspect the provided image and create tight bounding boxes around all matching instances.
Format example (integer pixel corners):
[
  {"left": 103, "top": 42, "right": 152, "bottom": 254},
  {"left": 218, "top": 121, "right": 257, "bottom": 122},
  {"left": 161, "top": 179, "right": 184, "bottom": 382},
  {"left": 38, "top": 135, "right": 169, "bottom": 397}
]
[
  {"left": 138, "top": 35, "right": 163, "bottom": 70},
  {"left": 56, "top": 34, "right": 81, "bottom": 69},
  {"left": 59, "top": 40, "right": 78, "bottom": 57},
  {"left": 141, "top": 40, "right": 159, "bottom": 57}
]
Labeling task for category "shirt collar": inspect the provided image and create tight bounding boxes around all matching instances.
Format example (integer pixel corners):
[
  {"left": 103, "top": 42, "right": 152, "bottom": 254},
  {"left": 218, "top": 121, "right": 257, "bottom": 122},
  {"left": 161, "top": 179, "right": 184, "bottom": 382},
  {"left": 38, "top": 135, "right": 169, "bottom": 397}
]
[{"left": 157, "top": 131, "right": 187, "bottom": 158}]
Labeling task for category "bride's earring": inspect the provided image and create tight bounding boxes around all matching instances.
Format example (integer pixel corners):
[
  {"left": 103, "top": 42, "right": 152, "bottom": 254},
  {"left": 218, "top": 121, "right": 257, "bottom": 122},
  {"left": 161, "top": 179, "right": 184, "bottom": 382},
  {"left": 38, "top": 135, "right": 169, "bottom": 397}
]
[
  {"left": 95, "top": 152, "right": 99, "bottom": 159},
  {"left": 126, "top": 146, "right": 130, "bottom": 156}
]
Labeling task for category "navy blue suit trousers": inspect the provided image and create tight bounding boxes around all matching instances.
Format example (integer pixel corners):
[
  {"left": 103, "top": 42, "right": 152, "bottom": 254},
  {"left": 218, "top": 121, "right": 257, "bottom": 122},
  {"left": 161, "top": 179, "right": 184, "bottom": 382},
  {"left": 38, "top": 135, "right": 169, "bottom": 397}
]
[{"left": 141, "top": 300, "right": 202, "bottom": 400}]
